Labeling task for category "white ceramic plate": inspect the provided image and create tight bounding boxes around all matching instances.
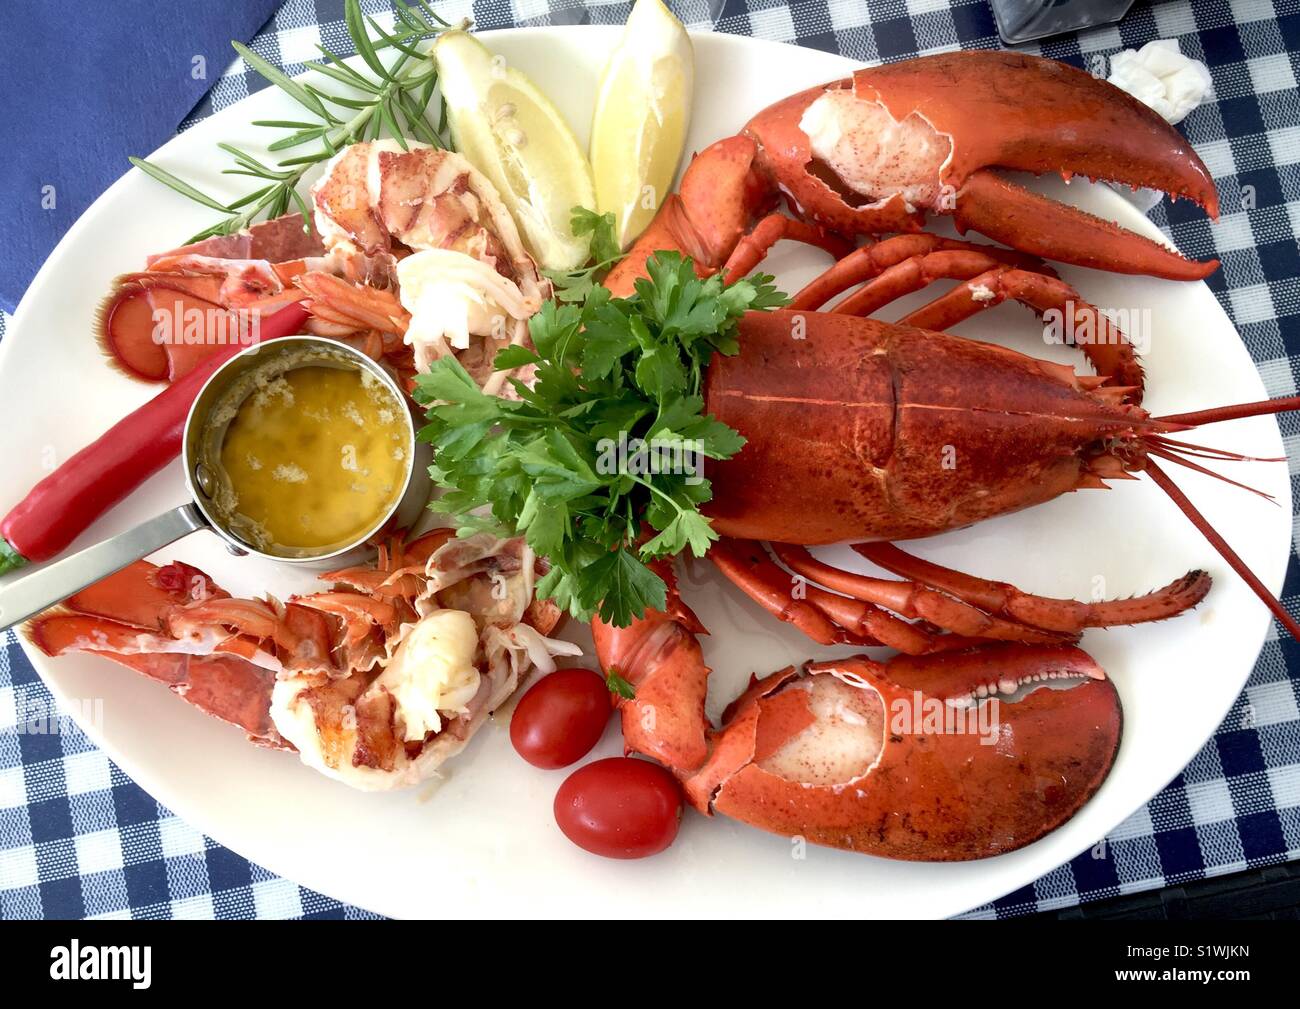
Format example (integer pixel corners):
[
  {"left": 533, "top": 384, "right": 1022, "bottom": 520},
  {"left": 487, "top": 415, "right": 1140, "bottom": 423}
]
[{"left": 1, "top": 28, "right": 1288, "bottom": 919}]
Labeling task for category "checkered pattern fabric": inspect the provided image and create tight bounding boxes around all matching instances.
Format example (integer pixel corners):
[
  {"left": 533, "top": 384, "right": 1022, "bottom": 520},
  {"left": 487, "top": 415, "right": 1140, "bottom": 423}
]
[{"left": 2, "top": 0, "right": 1299, "bottom": 919}]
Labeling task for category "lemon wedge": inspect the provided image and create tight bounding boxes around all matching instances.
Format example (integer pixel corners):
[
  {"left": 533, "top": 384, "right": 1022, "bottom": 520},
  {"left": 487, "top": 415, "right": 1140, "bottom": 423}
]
[
  {"left": 590, "top": 0, "right": 694, "bottom": 249},
  {"left": 433, "top": 30, "right": 596, "bottom": 271}
]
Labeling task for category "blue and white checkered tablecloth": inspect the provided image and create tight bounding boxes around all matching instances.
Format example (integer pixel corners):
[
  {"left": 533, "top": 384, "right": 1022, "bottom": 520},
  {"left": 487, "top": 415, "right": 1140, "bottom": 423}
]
[{"left": 2, "top": 0, "right": 1299, "bottom": 919}]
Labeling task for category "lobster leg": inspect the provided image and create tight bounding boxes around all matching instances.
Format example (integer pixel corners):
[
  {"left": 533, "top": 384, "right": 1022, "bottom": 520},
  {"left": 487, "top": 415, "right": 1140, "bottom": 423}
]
[
  {"left": 855, "top": 542, "right": 1213, "bottom": 634},
  {"left": 898, "top": 266, "right": 1146, "bottom": 399},
  {"left": 788, "top": 235, "right": 1050, "bottom": 312},
  {"left": 814, "top": 249, "right": 1144, "bottom": 401},
  {"left": 769, "top": 543, "right": 1076, "bottom": 645},
  {"left": 710, "top": 537, "right": 937, "bottom": 651},
  {"left": 720, "top": 214, "right": 852, "bottom": 284}
]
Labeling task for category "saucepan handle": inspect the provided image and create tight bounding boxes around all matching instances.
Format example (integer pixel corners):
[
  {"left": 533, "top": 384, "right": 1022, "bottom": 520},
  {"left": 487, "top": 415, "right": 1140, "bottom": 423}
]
[{"left": 0, "top": 503, "right": 207, "bottom": 632}]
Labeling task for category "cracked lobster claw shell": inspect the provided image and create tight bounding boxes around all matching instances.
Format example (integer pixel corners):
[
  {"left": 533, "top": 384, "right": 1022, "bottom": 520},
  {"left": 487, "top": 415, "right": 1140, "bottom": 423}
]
[
  {"left": 682, "top": 644, "right": 1122, "bottom": 861},
  {"left": 744, "top": 50, "right": 1219, "bottom": 280}
]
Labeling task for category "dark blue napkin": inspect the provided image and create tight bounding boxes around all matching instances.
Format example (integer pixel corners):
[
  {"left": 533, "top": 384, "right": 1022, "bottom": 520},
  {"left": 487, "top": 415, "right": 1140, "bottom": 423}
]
[{"left": 0, "top": 0, "right": 285, "bottom": 313}]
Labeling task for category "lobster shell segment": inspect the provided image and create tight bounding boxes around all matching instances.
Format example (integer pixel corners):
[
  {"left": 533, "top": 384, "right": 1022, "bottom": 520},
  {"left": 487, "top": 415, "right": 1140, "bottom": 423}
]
[
  {"left": 27, "top": 561, "right": 284, "bottom": 746},
  {"left": 684, "top": 644, "right": 1121, "bottom": 860},
  {"left": 744, "top": 51, "right": 1218, "bottom": 279}
]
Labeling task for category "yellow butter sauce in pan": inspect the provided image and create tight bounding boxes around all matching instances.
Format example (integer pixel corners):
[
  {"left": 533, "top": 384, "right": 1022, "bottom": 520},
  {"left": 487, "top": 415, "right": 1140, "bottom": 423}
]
[{"left": 215, "top": 364, "right": 411, "bottom": 553}]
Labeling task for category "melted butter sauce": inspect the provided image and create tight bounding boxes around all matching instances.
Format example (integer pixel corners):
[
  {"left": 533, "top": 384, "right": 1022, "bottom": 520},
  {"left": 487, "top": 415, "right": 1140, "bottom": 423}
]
[{"left": 216, "top": 364, "right": 409, "bottom": 552}]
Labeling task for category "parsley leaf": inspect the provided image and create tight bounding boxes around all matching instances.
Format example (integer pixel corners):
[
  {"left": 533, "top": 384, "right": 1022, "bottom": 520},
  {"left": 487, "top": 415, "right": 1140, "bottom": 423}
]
[
  {"left": 415, "top": 250, "right": 788, "bottom": 627},
  {"left": 541, "top": 207, "right": 626, "bottom": 302},
  {"left": 605, "top": 668, "right": 637, "bottom": 700}
]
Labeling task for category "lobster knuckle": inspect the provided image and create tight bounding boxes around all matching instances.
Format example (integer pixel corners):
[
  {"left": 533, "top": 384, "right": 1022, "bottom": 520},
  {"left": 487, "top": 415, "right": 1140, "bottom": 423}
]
[
  {"left": 591, "top": 562, "right": 711, "bottom": 772},
  {"left": 605, "top": 135, "right": 773, "bottom": 296},
  {"left": 693, "top": 646, "right": 1120, "bottom": 860}
]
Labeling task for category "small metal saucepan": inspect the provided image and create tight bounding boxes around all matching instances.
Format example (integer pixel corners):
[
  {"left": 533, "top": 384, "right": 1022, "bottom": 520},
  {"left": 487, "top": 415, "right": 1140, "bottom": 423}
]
[{"left": 0, "top": 336, "right": 430, "bottom": 633}]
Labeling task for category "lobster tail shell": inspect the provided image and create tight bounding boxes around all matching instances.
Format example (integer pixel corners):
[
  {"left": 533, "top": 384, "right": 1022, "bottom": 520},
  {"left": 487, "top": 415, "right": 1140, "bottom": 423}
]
[{"left": 684, "top": 645, "right": 1121, "bottom": 860}]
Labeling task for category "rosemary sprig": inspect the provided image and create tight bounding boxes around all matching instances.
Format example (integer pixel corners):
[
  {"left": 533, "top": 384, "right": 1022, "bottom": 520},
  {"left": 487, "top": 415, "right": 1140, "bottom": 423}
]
[{"left": 131, "top": 0, "right": 466, "bottom": 243}]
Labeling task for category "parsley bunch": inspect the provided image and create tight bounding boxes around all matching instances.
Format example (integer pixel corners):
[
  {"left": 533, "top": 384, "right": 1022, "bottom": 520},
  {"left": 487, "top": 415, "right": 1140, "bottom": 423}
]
[{"left": 413, "top": 251, "right": 787, "bottom": 627}]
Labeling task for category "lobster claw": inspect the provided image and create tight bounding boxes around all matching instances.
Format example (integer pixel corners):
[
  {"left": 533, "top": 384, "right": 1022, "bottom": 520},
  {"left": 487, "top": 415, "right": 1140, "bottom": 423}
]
[
  {"left": 744, "top": 50, "right": 1219, "bottom": 280},
  {"left": 682, "top": 644, "right": 1122, "bottom": 860}
]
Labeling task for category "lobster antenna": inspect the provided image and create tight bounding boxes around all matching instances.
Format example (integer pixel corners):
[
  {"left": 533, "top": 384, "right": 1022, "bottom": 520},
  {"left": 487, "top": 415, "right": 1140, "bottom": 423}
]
[
  {"left": 1144, "top": 445, "right": 1276, "bottom": 502},
  {"left": 1147, "top": 435, "right": 1284, "bottom": 464},
  {"left": 1156, "top": 394, "right": 1300, "bottom": 427},
  {"left": 1145, "top": 458, "right": 1300, "bottom": 642}
]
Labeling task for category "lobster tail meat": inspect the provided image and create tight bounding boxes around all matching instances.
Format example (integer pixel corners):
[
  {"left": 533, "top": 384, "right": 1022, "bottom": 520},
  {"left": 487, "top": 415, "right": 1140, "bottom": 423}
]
[
  {"left": 743, "top": 51, "right": 1219, "bottom": 279},
  {"left": 683, "top": 645, "right": 1122, "bottom": 860}
]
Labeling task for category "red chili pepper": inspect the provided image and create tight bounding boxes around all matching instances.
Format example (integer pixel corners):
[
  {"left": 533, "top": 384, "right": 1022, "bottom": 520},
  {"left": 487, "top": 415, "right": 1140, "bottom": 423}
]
[{"left": 0, "top": 302, "right": 309, "bottom": 574}]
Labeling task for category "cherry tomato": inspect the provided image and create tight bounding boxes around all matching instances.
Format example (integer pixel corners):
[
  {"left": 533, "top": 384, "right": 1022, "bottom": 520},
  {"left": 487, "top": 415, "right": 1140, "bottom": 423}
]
[
  {"left": 554, "top": 757, "right": 683, "bottom": 859},
  {"left": 510, "top": 667, "right": 612, "bottom": 769}
]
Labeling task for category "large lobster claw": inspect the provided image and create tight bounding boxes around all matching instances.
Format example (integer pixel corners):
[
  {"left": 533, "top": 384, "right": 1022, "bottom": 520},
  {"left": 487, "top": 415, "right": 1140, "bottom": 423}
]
[
  {"left": 744, "top": 51, "right": 1219, "bottom": 280},
  {"left": 682, "top": 644, "right": 1122, "bottom": 860}
]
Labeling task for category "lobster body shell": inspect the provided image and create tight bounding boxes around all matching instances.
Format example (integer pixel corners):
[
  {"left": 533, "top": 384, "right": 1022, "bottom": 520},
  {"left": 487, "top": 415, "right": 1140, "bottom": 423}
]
[{"left": 703, "top": 310, "right": 1147, "bottom": 544}]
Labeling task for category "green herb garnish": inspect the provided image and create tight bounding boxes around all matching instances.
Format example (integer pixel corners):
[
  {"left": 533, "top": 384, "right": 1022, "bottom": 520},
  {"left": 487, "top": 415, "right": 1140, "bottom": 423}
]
[
  {"left": 413, "top": 252, "right": 787, "bottom": 627},
  {"left": 542, "top": 208, "right": 626, "bottom": 302},
  {"left": 605, "top": 669, "right": 636, "bottom": 700},
  {"left": 130, "top": 0, "right": 464, "bottom": 243}
]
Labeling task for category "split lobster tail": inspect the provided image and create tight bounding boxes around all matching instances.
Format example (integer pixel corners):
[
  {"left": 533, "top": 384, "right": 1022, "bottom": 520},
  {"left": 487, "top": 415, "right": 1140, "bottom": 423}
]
[{"left": 26, "top": 560, "right": 283, "bottom": 743}]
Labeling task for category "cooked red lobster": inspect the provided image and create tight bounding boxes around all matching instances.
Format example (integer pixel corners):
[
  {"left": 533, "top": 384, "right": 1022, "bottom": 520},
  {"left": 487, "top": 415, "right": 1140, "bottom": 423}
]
[
  {"left": 51, "top": 50, "right": 1280, "bottom": 860},
  {"left": 593, "top": 51, "right": 1294, "bottom": 861}
]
